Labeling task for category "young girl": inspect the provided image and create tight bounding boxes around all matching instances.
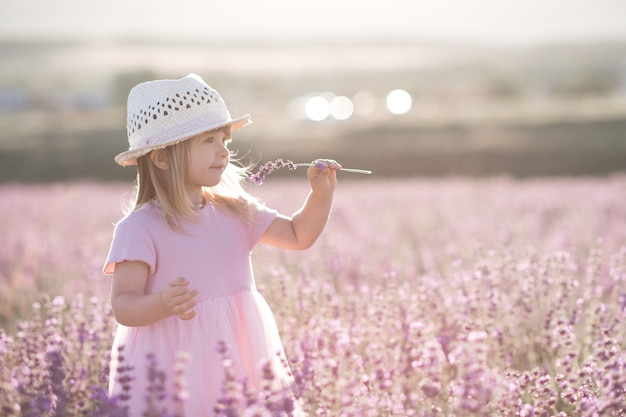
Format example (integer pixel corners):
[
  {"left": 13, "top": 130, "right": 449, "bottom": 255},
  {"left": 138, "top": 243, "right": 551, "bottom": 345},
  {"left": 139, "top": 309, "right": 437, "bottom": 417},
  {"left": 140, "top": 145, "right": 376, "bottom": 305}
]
[{"left": 103, "top": 73, "right": 340, "bottom": 416}]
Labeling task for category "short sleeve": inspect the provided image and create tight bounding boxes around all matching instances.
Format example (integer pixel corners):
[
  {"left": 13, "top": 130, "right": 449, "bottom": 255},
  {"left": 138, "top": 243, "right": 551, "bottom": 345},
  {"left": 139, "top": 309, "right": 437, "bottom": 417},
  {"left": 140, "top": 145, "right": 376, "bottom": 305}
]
[
  {"left": 248, "top": 203, "right": 278, "bottom": 249},
  {"left": 103, "top": 220, "right": 156, "bottom": 276}
]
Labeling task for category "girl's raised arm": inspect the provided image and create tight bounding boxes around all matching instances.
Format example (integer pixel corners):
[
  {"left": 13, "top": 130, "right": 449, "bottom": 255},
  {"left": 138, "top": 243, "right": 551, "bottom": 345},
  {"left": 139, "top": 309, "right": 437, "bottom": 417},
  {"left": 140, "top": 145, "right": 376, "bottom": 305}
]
[{"left": 260, "top": 160, "right": 340, "bottom": 250}]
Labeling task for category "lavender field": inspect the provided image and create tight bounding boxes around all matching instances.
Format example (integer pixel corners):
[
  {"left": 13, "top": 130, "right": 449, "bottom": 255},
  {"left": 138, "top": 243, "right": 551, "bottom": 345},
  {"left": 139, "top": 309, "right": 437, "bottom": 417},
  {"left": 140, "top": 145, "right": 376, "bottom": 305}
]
[{"left": 1, "top": 177, "right": 625, "bottom": 416}]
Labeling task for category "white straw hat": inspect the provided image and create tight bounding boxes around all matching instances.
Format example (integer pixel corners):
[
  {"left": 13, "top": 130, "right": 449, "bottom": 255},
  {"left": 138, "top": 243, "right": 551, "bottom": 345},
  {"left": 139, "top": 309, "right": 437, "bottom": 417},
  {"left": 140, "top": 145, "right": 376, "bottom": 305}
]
[{"left": 115, "top": 73, "right": 251, "bottom": 166}]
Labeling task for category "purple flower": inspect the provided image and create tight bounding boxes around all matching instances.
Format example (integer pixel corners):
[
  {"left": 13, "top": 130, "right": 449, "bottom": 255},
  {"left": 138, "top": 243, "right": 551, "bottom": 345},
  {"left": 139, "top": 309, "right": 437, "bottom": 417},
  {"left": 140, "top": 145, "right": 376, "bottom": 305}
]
[
  {"left": 315, "top": 161, "right": 327, "bottom": 170},
  {"left": 88, "top": 387, "right": 130, "bottom": 417},
  {"left": 420, "top": 379, "right": 441, "bottom": 398},
  {"left": 250, "top": 159, "right": 297, "bottom": 185}
]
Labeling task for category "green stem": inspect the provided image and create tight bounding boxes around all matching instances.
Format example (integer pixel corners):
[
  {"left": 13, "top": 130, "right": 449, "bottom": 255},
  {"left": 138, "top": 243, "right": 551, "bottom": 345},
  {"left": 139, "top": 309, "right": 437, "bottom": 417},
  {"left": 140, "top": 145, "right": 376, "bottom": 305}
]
[{"left": 294, "top": 163, "right": 372, "bottom": 174}]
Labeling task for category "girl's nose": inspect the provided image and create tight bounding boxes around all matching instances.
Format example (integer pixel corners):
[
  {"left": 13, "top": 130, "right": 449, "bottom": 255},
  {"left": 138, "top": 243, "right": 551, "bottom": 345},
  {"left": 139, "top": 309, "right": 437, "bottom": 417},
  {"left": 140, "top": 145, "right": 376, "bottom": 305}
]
[{"left": 218, "top": 142, "right": 229, "bottom": 157}]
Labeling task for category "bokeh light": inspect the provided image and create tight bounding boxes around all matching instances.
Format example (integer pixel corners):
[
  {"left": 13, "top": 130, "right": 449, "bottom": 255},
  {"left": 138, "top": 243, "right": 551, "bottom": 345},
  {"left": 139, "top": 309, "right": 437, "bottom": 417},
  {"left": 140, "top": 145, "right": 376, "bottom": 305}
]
[
  {"left": 329, "top": 96, "right": 354, "bottom": 120},
  {"left": 305, "top": 96, "right": 330, "bottom": 121},
  {"left": 352, "top": 90, "right": 377, "bottom": 116},
  {"left": 386, "top": 89, "right": 412, "bottom": 115}
]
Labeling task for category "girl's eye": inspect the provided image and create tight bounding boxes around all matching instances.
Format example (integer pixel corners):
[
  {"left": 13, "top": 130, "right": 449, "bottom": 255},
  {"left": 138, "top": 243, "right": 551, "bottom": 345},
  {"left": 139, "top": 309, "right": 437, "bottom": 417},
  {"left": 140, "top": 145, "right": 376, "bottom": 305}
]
[{"left": 203, "top": 134, "right": 230, "bottom": 145}]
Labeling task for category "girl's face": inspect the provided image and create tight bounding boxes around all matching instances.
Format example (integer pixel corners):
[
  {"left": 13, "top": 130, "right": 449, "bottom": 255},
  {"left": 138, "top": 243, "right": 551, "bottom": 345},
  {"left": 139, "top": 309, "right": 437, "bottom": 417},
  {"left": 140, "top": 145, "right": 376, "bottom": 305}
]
[{"left": 186, "top": 128, "right": 231, "bottom": 190}]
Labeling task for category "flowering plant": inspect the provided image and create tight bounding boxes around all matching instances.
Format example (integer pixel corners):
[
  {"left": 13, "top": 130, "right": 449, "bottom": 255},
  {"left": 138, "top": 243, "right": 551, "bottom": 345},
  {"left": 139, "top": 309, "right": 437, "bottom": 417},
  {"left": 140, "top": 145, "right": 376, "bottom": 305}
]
[{"left": 250, "top": 159, "right": 371, "bottom": 185}]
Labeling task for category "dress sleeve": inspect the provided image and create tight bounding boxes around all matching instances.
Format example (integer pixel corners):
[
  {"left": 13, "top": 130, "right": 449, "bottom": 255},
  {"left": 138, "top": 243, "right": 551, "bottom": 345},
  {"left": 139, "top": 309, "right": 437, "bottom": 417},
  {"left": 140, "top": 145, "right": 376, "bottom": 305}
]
[
  {"left": 103, "top": 220, "right": 156, "bottom": 276},
  {"left": 248, "top": 203, "right": 278, "bottom": 250}
]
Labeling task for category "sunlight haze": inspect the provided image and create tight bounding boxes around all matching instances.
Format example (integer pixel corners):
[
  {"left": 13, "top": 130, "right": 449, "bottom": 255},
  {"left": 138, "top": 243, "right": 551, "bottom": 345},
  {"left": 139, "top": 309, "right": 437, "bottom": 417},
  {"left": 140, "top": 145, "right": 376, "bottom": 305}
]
[{"left": 2, "top": 0, "right": 626, "bottom": 45}]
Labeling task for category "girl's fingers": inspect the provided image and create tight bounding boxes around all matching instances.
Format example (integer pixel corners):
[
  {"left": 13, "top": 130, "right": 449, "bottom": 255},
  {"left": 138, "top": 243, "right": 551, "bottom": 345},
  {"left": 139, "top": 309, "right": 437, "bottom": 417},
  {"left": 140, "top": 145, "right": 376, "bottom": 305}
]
[
  {"left": 174, "top": 298, "right": 197, "bottom": 319},
  {"left": 175, "top": 289, "right": 198, "bottom": 305},
  {"left": 177, "top": 298, "right": 197, "bottom": 312},
  {"left": 171, "top": 276, "right": 188, "bottom": 286},
  {"left": 166, "top": 279, "right": 193, "bottom": 298},
  {"left": 172, "top": 289, "right": 198, "bottom": 318},
  {"left": 164, "top": 277, "right": 198, "bottom": 319},
  {"left": 170, "top": 284, "right": 198, "bottom": 298},
  {"left": 178, "top": 310, "right": 197, "bottom": 320},
  {"left": 168, "top": 286, "right": 189, "bottom": 297},
  {"left": 312, "top": 159, "right": 341, "bottom": 170}
]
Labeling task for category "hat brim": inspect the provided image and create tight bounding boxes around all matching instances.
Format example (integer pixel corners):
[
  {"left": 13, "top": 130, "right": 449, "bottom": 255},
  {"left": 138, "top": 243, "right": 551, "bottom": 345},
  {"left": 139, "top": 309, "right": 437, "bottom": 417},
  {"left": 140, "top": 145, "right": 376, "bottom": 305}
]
[{"left": 115, "top": 114, "right": 251, "bottom": 167}]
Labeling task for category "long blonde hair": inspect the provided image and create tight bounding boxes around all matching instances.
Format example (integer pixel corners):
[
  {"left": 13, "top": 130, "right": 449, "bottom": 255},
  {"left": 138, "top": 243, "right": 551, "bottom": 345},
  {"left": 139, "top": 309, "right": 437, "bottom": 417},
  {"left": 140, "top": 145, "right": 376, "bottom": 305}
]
[{"left": 132, "top": 128, "right": 259, "bottom": 230}]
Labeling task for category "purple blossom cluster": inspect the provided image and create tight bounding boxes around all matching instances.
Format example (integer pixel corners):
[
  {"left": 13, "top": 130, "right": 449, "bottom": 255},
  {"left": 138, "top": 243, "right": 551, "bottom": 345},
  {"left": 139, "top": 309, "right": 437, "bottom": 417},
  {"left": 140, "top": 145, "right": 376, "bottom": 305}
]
[
  {"left": 250, "top": 159, "right": 297, "bottom": 185},
  {"left": 2, "top": 178, "right": 626, "bottom": 415},
  {"left": 212, "top": 342, "right": 299, "bottom": 416},
  {"left": 0, "top": 294, "right": 117, "bottom": 416}
]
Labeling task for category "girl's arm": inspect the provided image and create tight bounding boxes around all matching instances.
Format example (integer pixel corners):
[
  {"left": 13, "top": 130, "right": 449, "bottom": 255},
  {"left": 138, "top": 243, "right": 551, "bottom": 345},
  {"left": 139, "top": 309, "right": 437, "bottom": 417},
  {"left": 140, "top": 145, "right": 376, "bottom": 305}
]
[
  {"left": 260, "top": 159, "right": 340, "bottom": 250},
  {"left": 111, "top": 261, "right": 198, "bottom": 327}
]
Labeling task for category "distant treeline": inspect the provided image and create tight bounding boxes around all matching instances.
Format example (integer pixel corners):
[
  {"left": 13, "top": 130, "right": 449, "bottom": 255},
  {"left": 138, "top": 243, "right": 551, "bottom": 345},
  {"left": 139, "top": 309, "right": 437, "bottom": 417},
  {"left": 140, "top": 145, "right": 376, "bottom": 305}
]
[{"left": 1, "top": 117, "right": 625, "bottom": 183}]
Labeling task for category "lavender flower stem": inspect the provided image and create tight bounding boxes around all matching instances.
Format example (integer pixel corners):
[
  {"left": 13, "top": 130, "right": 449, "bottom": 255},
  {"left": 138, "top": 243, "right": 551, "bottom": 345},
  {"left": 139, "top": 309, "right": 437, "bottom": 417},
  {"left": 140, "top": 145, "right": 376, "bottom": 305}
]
[
  {"left": 294, "top": 163, "right": 372, "bottom": 174},
  {"left": 250, "top": 158, "right": 372, "bottom": 184}
]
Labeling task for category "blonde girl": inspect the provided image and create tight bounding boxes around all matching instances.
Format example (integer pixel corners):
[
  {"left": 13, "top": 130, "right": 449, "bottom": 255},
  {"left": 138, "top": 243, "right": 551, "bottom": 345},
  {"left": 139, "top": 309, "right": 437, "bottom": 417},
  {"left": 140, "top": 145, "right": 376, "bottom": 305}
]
[{"left": 104, "top": 73, "right": 340, "bottom": 416}]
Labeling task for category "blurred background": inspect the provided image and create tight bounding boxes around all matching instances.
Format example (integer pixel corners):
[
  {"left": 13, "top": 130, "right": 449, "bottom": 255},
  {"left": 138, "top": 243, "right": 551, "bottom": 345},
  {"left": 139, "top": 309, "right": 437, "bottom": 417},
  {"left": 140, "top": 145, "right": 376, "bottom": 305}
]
[{"left": 1, "top": 0, "right": 626, "bottom": 182}]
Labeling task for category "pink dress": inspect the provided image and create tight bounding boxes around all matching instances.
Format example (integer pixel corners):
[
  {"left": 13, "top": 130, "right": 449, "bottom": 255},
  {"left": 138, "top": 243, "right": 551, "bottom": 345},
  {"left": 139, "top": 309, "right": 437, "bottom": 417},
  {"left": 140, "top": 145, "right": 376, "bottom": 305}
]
[{"left": 103, "top": 200, "right": 301, "bottom": 416}]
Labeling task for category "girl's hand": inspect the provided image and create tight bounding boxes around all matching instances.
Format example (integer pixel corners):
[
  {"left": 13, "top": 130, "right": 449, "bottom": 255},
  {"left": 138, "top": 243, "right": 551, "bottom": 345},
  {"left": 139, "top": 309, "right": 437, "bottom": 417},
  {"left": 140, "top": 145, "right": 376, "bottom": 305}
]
[
  {"left": 161, "top": 277, "right": 199, "bottom": 320},
  {"left": 307, "top": 159, "right": 341, "bottom": 196}
]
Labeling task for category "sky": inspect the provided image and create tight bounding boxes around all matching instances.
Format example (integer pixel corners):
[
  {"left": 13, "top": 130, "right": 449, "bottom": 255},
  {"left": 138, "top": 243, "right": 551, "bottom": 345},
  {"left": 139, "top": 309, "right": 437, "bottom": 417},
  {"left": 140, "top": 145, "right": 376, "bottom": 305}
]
[{"left": 1, "top": 0, "right": 626, "bottom": 45}]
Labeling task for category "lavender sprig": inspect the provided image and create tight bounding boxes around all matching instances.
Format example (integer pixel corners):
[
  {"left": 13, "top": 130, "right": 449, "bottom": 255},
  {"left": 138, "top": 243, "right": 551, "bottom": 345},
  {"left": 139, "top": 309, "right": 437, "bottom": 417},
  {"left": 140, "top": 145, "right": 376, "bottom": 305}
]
[
  {"left": 250, "top": 159, "right": 297, "bottom": 185},
  {"left": 250, "top": 159, "right": 372, "bottom": 185}
]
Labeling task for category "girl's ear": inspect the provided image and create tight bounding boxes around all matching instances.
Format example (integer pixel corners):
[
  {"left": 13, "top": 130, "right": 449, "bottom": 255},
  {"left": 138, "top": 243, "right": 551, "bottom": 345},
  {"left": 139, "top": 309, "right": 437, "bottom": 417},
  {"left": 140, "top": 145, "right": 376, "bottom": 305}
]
[{"left": 150, "top": 149, "right": 170, "bottom": 170}]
